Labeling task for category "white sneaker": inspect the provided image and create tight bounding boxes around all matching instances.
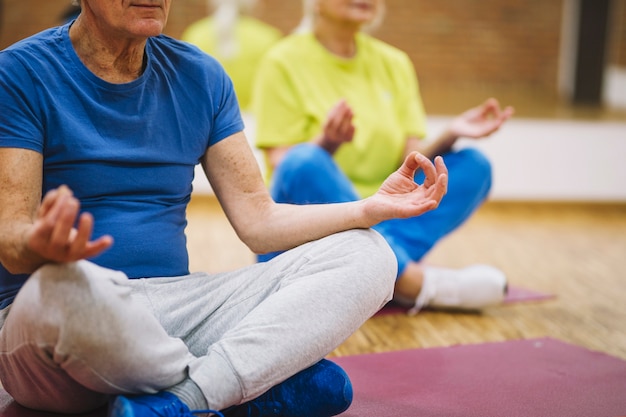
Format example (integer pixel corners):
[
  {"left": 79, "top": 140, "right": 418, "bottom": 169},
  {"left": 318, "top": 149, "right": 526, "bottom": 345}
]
[{"left": 409, "top": 265, "right": 507, "bottom": 314}]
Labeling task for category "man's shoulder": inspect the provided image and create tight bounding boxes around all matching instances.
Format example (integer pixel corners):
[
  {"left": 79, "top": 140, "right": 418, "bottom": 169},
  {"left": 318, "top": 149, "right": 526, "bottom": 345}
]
[
  {"left": 0, "top": 25, "right": 68, "bottom": 82},
  {"left": 148, "top": 34, "right": 227, "bottom": 77},
  {"left": 1, "top": 25, "right": 65, "bottom": 61}
]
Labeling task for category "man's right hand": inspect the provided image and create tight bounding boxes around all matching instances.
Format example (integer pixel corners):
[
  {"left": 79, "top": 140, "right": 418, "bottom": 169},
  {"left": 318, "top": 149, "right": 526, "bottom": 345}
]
[{"left": 26, "top": 185, "right": 113, "bottom": 264}]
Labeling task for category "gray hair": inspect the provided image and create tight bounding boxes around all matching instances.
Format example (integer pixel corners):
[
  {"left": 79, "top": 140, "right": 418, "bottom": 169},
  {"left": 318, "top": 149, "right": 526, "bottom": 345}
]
[
  {"left": 211, "top": 0, "right": 255, "bottom": 13},
  {"left": 210, "top": 0, "right": 258, "bottom": 59},
  {"left": 294, "top": 0, "right": 386, "bottom": 34}
]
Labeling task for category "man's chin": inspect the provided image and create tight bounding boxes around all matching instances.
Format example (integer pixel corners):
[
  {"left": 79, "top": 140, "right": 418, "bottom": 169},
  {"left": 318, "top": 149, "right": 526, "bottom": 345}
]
[{"left": 130, "top": 20, "right": 167, "bottom": 38}]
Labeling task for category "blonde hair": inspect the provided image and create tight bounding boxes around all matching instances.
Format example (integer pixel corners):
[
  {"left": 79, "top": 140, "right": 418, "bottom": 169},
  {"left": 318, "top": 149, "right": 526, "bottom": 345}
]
[
  {"left": 294, "top": 0, "right": 386, "bottom": 34},
  {"left": 210, "top": 0, "right": 257, "bottom": 58}
]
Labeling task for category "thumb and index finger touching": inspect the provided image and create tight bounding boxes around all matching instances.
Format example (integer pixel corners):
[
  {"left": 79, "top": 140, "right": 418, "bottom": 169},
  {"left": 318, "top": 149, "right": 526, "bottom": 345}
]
[{"left": 401, "top": 152, "right": 448, "bottom": 190}]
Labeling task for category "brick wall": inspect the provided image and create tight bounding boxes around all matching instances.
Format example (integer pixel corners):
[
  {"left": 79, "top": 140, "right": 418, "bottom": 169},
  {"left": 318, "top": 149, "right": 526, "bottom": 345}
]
[
  {"left": 1, "top": 0, "right": 625, "bottom": 104},
  {"left": 172, "top": 0, "right": 565, "bottom": 92},
  {"left": 609, "top": 0, "right": 626, "bottom": 67}
]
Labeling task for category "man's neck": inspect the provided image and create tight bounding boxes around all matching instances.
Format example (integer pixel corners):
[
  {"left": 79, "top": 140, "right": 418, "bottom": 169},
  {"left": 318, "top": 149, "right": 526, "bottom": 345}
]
[{"left": 69, "top": 17, "right": 147, "bottom": 84}]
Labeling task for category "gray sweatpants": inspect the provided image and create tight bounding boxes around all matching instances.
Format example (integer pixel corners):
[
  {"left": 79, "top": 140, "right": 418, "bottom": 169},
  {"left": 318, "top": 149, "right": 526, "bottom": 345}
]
[{"left": 0, "top": 229, "right": 395, "bottom": 413}]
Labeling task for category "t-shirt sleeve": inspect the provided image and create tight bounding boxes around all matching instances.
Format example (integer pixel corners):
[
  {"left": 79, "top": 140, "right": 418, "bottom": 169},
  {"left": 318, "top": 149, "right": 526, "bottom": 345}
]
[
  {"left": 207, "top": 63, "right": 245, "bottom": 147},
  {"left": 0, "top": 52, "right": 44, "bottom": 152}
]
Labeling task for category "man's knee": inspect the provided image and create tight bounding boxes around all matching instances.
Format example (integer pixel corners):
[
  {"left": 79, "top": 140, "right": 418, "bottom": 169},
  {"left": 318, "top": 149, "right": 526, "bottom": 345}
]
[
  {"left": 334, "top": 229, "right": 397, "bottom": 302},
  {"left": 10, "top": 260, "right": 131, "bottom": 344},
  {"left": 22, "top": 260, "right": 126, "bottom": 309}
]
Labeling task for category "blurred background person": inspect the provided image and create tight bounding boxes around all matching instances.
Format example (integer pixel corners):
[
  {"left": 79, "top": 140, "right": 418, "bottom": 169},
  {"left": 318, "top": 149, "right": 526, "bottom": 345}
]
[
  {"left": 182, "top": 0, "right": 282, "bottom": 184},
  {"left": 252, "top": 0, "right": 514, "bottom": 314},
  {"left": 182, "top": 0, "right": 282, "bottom": 111}
]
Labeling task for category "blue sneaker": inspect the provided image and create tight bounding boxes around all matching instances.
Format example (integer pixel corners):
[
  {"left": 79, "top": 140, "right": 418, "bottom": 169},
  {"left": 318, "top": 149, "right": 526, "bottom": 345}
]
[
  {"left": 109, "top": 391, "right": 224, "bottom": 417},
  {"left": 222, "top": 359, "right": 353, "bottom": 417}
]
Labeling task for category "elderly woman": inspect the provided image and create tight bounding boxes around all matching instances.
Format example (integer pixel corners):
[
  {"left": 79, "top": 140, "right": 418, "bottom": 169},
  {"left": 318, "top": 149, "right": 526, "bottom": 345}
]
[{"left": 253, "top": 0, "right": 514, "bottom": 314}]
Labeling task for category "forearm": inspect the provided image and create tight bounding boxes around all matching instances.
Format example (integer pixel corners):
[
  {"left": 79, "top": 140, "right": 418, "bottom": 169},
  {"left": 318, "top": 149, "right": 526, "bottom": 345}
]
[
  {"left": 0, "top": 148, "right": 46, "bottom": 273},
  {"left": 236, "top": 199, "right": 374, "bottom": 255},
  {"left": 405, "top": 129, "right": 458, "bottom": 160},
  {"left": 423, "top": 128, "right": 458, "bottom": 158},
  {"left": 0, "top": 221, "right": 46, "bottom": 275},
  {"left": 241, "top": 153, "right": 448, "bottom": 254}
]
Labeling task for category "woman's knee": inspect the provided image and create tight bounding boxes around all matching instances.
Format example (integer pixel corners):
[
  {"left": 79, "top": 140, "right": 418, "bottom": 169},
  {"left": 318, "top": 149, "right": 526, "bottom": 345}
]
[
  {"left": 272, "top": 144, "right": 356, "bottom": 204},
  {"left": 445, "top": 148, "right": 493, "bottom": 199},
  {"left": 455, "top": 147, "right": 492, "bottom": 183},
  {"left": 275, "top": 143, "right": 334, "bottom": 179}
]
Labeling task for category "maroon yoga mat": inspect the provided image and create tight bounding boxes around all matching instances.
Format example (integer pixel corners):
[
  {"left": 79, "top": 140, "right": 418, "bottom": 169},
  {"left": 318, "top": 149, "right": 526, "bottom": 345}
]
[
  {"left": 332, "top": 338, "right": 626, "bottom": 417},
  {"left": 3, "top": 338, "right": 622, "bottom": 417}
]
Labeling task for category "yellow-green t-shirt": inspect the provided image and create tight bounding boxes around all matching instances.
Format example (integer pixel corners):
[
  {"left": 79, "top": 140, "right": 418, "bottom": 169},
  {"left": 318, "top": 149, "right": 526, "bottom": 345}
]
[
  {"left": 181, "top": 16, "right": 282, "bottom": 109},
  {"left": 253, "top": 32, "right": 427, "bottom": 197}
]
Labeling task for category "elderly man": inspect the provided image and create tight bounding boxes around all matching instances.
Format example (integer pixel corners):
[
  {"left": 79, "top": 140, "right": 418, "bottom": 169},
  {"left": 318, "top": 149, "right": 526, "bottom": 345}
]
[{"left": 0, "top": 1, "right": 447, "bottom": 416}]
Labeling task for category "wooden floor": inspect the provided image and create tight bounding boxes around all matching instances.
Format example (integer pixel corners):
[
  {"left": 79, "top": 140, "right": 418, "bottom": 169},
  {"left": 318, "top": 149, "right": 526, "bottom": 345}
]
[{"left": 186, "top": 196, "right": 626, "bottom": 361}]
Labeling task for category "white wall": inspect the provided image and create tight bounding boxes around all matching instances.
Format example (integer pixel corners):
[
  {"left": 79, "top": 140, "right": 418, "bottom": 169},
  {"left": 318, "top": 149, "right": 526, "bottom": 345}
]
[
  {"left": 604, "top": 66, "right": 626, "bottom": 111},
  {"left": 428, "top": 116, "right": 626, "bottom": 202},
  {"left": 193, "top": 115, "right": 626, "bottom": 202}
]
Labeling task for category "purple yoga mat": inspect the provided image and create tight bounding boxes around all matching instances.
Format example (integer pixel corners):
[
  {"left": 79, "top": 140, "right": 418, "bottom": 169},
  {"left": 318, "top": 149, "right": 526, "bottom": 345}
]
[
  {"left": 376, "top": 285, "right": 555, "bottom": 316},
  {"left": 504, "top": 285, "right": 555, "bottom": 303},
  {"left": 332, "top": 338, "right": 626, "bottom": 417},
  {"left": 4, "top": 338, "right": 621, "bottom": 417}
]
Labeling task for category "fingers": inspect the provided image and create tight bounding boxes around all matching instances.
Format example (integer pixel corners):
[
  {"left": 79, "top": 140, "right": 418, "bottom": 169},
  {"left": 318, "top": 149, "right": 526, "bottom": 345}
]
[
  {"left": 29, "top": 186, "right": 111, "bottom": 262},
  {"left": 38, "top": 184, "right": 70, "bottom": 217},
  {"left": 502, "top": 105, "right": 515, "bottom": 120},
  {"left": 65, "top": 213, "right": 113, "bottom": 259},
  {"left": 324, "top": 99, "right": 355, "bottom": 144},
  {"left": 432, "top": 156, "right": 449, "bottom": 201},
  {"left": 401, "top": 152, "right": 442, "bottom": 184},
  {"left": 33, "top": 186, "right": 75, "bottom": 246},
  {"left": 399, "top": 153, "right": 448, "bottom": 203},
  {"left": 49, "top": 192, "right": 80, "bottom": 251},
  {"left": 415, "top": 152, "right": 437, "bottom": 188},
  {"left": 434, "top": 156, "right": 448, "bottom": 189},
  {"left": 334, "top": 102, "right": 354, "bottom": 140},
  {"left": 67, "top": 212, "right": 95, "bottom": 258},
  {"left": 76, "top": 213, "right": 114, "bottom": 258},
  {"left": 482, "top": 98, "right": 515, "bottom": 122},
  {"left": 417, "top": 155, "right": 447, "bottom": 205}
]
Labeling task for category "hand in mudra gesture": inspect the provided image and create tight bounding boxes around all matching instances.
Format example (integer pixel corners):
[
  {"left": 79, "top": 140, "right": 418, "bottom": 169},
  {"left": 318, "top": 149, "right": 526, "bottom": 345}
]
[
  {"left": 364, "top": 152, "right": 448, "bottom": 224},
  {"left": 450, "top": 97, "right": 514, "bottom": 139}
]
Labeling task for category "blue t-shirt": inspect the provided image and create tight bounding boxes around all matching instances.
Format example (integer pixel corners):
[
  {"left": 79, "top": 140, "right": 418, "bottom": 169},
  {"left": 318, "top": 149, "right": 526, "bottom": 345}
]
[{"left": 0, "top": 24, "right": 244, "bottom": 309}]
